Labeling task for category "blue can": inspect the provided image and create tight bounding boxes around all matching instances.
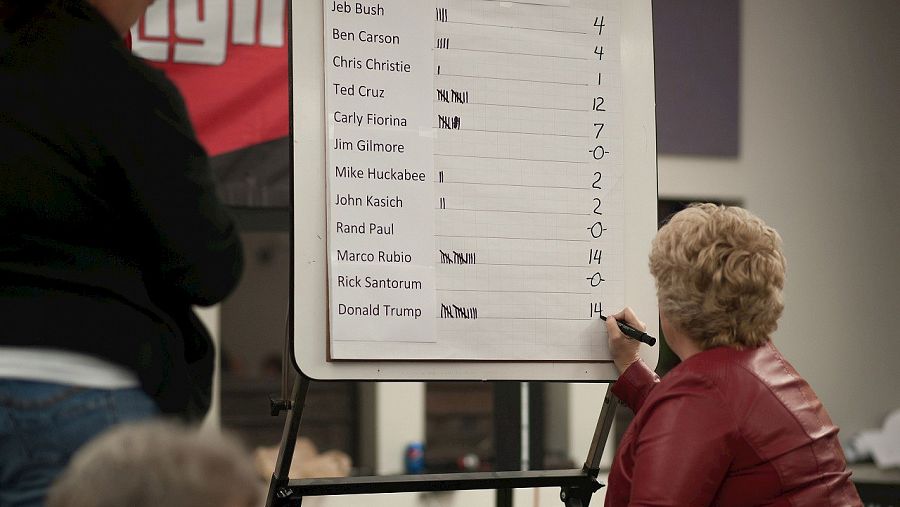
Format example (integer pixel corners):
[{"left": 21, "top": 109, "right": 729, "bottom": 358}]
[{"left": 404, "top": 442, "right": 425, "bottom": 474}]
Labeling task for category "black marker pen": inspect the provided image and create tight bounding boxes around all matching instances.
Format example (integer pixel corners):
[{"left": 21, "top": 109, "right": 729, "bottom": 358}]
[{"left": 599, "top": 315, "right": 657, "bottom": 346}]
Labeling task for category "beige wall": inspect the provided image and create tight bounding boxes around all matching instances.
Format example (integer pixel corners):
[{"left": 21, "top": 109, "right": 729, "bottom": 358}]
[{"left": 659, "top": 0, "right": 900, "bottom": 437}]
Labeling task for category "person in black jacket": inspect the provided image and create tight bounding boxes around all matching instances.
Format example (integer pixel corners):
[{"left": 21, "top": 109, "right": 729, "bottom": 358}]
[{"left": 0, "top": 0, "right": 243, "bottom": 504}]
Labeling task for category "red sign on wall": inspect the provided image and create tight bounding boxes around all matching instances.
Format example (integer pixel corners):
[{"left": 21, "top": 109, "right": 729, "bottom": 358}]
[{"left": 130, "top": 0, "right": 289, "bottom": 157}]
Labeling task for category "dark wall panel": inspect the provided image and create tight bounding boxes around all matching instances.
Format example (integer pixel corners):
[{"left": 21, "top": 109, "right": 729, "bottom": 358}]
[{"left": 653, "top": 0, "right": 740, "bottom": 156}]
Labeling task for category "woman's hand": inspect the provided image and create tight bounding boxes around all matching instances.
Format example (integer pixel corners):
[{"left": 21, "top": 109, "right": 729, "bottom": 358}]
[{"left": 606, "top": 307, "right": 646, "bottom": 374}]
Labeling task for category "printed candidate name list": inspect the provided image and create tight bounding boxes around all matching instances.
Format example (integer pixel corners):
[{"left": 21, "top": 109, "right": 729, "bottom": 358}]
[
  {"left": 324, "top": 0, "right": 626, "bottom": 361},
  {"left": 325, "top": 0, "right": 437, "bottom": 354}
]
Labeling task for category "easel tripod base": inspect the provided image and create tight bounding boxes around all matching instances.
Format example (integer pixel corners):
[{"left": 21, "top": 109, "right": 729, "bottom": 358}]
[{"left": 266, "top": 374, "right": 619, "bottom": 507}]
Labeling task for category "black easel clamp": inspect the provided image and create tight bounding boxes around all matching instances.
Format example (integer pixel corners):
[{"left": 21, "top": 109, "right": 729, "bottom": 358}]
[
  {"left": 269, "top": 395, "right": 292, "bottom": 416},
  {"left": 560, "top": 475, "right": 602, "bottom": 507}
]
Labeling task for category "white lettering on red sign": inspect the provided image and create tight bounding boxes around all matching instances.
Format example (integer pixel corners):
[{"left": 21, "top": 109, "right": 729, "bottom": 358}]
[{"left": 130, "top": 0, "right": 287, "bottom": 65}]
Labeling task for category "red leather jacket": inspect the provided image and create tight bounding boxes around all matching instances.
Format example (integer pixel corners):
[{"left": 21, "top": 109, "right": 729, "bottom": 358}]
[{"left": 606, "top": 342, "right": 862, "bottom": 506}]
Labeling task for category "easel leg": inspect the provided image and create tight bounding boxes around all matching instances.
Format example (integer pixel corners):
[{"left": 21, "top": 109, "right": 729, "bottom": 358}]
[
  {"left": 559, "top": 384, "right": 620, "bottom": 507},
  {"left": 265, "top": 373, "right": 311, "bottom": 507},
  {"left": 583, "top": 385, "right": 619, "bottom": 475}
]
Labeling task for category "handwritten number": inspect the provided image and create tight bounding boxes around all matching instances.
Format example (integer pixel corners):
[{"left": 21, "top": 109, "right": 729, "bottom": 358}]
[
  {"left": 588, "top": 222, "right": 606, "bottom": 238},
  {"left": 588, "top": 14, "right": 610, "bottom": 297},
  {"left": 594, "top": 15, "right": 605, "bottom": 35},
  {"left": 586, "top": 272, "right": 605, "bottom": 287}
]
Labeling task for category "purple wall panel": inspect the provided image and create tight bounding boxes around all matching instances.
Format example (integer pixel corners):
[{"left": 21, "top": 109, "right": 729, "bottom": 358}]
[{"left": 653, "top": 0, "right": 740, "bottom": 156}]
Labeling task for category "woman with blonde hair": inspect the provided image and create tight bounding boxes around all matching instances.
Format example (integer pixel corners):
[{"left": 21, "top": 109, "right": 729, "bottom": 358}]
[{"left": 604, "top": 204, "right": 861, "bottom": 506}]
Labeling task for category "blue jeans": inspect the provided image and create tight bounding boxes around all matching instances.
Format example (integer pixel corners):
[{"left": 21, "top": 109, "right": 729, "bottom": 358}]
[{"left": 0, "top": 380, "right": 159, "bottom": 507}]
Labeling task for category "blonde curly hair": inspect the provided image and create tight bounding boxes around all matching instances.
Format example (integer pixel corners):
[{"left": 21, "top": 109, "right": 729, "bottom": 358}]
[{"left": 650, "top": 203, "right": 786, "bottom": 349}]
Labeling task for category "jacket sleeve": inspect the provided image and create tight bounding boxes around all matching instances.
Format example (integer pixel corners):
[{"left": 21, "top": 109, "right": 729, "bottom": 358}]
[
  {"left": 626, "top": 377, "right": 735, "bottom": 506},
  {"left": 98, "top": 63, "right": 243, "bottom": 306},
  {"left": 611, "top": 359, "right": 659, "bottom": 413}
]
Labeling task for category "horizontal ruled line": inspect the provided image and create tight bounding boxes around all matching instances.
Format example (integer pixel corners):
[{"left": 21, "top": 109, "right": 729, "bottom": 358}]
[
  {"left": 435, "top": 234, "right": 590, "bottom": 243},
  {"left": 439, "top": 207, "right": 592, "bottom": 217},
  {"left": 440, "top": 46, "right": 590, "bottom": 61},
  {"left": 435, "top": 101, "right": 589, "bottom": 113},
  {"left": 436, "top": 127, "right": 588, "bottom": 139},
  {"left": 474, "top": 317, "right": 593, "bottom": 321},
  {"left": 333, "top": 340, "right": 437, "bottom": 344},
  {"left": 446, "top": 21, "right": 591, "bottom": 35},
  {"left": 438, "top": 289, "right": 590, "bottom": 295},
  {"left": 463, "top": 262, "right": 599, "bottom": 268},
  {"left": 434, "top": 154, "right": 586, "bottom": 164},
  {"left": 436, "top": 181, "right": 590, "bottom": 190},
  {"left": 438, "top": 73, "right": 588, "bottom": 86}
]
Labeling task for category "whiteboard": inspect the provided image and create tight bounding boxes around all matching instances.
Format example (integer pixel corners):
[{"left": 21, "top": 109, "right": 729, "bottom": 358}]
[{"left": 292, "top": 0, "right": 658, "bottom": 381}]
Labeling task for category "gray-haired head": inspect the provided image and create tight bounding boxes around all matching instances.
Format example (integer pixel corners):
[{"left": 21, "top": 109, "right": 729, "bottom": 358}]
[{"left": 47, "top": 420, "right": 262, "bottom": 507}]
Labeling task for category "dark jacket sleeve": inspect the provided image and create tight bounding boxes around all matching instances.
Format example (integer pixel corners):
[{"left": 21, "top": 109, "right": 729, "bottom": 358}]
[{"left": 95, "top": 56, "right": 243, "bottom": 306}]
